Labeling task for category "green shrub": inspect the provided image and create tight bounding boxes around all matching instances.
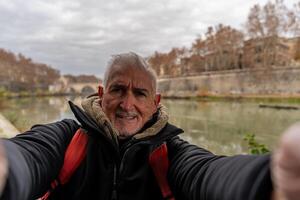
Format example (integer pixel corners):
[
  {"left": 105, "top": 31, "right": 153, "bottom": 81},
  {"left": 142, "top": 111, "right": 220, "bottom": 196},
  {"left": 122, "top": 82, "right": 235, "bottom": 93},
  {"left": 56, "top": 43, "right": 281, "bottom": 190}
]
[{"left": 244, "top": 133, "right": 270, "bottom": 154}]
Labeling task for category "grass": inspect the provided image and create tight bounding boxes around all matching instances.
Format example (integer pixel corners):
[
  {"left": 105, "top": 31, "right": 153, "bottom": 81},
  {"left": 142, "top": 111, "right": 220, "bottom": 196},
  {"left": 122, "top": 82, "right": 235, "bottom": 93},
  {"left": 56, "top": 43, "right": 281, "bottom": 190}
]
[
  {"left": 183, "top": 95, "right": 300, "bottom": 104},
  {"left": 0, "top": 90, "right": 70, "bottom": 99}
]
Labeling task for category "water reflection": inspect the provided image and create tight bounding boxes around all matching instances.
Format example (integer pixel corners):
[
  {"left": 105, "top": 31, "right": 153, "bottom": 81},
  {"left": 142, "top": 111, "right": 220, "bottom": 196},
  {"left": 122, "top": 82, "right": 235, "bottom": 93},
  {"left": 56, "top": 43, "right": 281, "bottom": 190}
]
[
  {"left": 163, "top": 99, "right": 300, "bottom": 155},
  {"left": 1, "top": 97, "right": 300, "bottom": 155},
  {"left": 0, "top": 96, "right": 82, "bottom": 132}
]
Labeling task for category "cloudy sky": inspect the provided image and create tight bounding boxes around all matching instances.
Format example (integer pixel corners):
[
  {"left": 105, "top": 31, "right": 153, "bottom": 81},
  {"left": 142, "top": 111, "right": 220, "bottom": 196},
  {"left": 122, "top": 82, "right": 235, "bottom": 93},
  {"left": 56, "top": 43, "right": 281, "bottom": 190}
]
[{"left": 0, "top": 0, "right": 298, "bottom": 78}]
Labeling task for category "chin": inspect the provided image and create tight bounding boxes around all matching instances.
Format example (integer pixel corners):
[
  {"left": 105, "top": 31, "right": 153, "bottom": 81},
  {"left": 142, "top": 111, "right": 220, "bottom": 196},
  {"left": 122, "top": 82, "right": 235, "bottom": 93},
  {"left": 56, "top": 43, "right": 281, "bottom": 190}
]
[{"left": 118, "top": 127, "right": 140, "bottom": 138}]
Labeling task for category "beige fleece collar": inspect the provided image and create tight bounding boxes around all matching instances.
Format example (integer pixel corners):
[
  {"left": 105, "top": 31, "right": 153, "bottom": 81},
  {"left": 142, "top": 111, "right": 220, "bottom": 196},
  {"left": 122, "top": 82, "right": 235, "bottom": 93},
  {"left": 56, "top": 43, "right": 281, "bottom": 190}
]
[{"left": 81, "top": 94, "right": 169, "bottom": 141}]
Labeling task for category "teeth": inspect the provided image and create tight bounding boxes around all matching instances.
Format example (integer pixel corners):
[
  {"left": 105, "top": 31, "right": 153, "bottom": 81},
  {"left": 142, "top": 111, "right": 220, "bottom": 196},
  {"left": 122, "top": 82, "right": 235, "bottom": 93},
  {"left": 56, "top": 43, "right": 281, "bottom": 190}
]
[
  {"left": 117, "top": 115, "right": 135, "bottom": 120},
  {"left": 116, "top": 112, "right": 137, "bottom": 120},
  {"left": 125, "top": 116, "right": 135, "bottom": 120}
]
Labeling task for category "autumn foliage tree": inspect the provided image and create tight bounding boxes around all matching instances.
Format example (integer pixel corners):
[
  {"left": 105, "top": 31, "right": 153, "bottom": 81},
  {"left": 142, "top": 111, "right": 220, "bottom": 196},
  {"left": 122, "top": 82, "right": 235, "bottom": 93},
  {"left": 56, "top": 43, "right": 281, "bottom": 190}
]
[
  {"left": 148, "top": 48, "right": 186, "bottom": 77},
  {"left": 149, "top": 24, "right": 244, "bottom": 77},
  {"left": 148, "top": 51, "right": 168, "bottom": 76},
  {"left": 204, "top": 24, "right": 244, "bottom": 71},
  {"left": 0, "top": 49, "right": 60, "bottom": 92}
]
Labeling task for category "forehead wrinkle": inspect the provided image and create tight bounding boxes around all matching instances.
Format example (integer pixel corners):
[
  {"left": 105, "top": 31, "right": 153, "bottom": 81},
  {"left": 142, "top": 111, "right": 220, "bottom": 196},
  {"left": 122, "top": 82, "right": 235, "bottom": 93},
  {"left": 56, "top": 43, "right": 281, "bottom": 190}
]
[
  {"left": 110, "top": 80, "right": 150, "bottom": 92},
  {"left": 106, "top": 69, "right": 155, "bottom": 94}
]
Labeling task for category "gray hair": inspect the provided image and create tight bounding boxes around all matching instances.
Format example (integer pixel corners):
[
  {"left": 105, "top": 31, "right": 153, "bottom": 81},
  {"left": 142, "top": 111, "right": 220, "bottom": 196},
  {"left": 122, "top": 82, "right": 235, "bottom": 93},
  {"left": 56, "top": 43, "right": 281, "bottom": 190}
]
[{"left": 103, "top": 52, "right": 158, "bottom": 92}]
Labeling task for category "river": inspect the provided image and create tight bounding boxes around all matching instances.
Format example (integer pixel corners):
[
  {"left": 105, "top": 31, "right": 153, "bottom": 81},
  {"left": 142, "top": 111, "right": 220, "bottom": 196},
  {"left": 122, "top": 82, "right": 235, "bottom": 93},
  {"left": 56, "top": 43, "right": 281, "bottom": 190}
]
[{"left": 1, "top": 96, "right": 300, "bottom": 155}]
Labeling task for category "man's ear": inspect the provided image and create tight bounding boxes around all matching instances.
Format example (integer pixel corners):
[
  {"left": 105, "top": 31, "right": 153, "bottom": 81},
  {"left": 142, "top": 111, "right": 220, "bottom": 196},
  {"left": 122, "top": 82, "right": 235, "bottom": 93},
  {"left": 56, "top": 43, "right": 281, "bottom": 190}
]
[
  {"left": 98, "top": 85, "right": 104, "bottom": 98},
  {"left": 155, "top": 93, "right": 161, "bottom": 106}
]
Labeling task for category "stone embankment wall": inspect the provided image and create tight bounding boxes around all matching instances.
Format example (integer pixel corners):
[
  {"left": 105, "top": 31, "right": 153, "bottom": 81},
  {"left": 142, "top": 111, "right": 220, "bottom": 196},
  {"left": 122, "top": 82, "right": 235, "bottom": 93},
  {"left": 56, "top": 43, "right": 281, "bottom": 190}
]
[{"left": 158, "top": 66, "right": 300, "bottom": 98}]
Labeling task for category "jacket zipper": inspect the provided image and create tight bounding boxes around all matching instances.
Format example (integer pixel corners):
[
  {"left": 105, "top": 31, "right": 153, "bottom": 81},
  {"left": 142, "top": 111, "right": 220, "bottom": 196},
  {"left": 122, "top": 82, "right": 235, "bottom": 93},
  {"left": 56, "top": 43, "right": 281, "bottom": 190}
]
[
  {"left": 111, "top": 165, "right": 118, "bottom": 200},
  {"left": 119, "top": 137, "right": 137, "bottom": 175},
  {"left": 119, "top": 129, "right": 182, "bottom": 175},
  {"left": 113, "top": 138, "right": 138, "bottom": 199},
  {"left": 111, "top": 128, "right": 183, "bottom": 199}
]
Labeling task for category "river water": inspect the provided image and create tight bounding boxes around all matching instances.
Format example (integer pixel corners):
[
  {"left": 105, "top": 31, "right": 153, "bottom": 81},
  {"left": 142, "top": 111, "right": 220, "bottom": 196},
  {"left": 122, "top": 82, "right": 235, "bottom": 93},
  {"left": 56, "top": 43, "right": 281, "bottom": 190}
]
[{"left": 1, "top": 96, "right": 300, "bottom": 155}]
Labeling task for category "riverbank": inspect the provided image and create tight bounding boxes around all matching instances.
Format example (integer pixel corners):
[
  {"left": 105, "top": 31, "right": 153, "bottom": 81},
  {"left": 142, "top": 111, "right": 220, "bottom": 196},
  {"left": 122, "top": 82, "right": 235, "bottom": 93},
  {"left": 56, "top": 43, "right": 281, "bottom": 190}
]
[
  {"left": 0, "top": 91, "right": 78, "bottom": 98},
  {"left": 0, "top": 113, "right": 19, "bottom": 138},
  {"left": 158, "top": 66, "right": 300, "bottom": 98},
  {"left": 163, "top": 95, "right": 300, "bottom": 104}
]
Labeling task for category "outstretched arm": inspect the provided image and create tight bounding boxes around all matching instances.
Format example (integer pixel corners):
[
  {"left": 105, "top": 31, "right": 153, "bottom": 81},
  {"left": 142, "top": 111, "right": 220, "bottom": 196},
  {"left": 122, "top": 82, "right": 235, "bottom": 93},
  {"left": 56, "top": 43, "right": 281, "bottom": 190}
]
[
  {"left": 0, "top": 119, "right": 79, "bottom": 200},
  {"left": 168, "top": 137, "right": 272, "bottom": 200}
]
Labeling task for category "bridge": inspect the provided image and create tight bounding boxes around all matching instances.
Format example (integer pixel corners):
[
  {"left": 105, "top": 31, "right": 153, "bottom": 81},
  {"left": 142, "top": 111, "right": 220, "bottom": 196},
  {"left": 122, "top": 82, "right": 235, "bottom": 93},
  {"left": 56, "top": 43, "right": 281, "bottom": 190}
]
[
  {"left": 65, "top": 82, "right": 99, "bottom": 94},
  {"left": 50, "top": 76, "right": 101, "bottom": 95}
]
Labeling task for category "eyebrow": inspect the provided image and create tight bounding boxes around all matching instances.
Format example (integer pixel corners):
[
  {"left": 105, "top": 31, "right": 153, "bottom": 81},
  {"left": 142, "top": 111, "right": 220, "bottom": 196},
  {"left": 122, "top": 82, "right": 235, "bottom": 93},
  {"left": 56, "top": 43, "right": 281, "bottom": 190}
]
[
  {"left": 110, "top": 83, "right": 124, "bottom": 89},
  {"left": 110, "top": 83, "right": 150, "bottom": 94},
  {"left": 133, "top": 88, "right": 149, "bottom": 95}
]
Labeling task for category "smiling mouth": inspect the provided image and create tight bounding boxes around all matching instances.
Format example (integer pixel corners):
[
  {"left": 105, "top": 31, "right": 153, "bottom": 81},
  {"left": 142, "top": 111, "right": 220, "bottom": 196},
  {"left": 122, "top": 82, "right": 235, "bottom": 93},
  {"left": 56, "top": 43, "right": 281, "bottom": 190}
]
[
  {"left": 116, "top": 115, "right": 136, "bottom": 120},
  {"left": 115, "top": 111, "right": 138, "bottom": 121}
]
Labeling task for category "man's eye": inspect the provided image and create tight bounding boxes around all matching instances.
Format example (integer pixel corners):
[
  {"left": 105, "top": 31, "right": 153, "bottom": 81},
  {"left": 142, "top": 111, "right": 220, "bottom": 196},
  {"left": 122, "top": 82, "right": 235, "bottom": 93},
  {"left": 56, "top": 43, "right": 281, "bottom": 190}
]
[
  {"left": 135, "top": 91, "right": 146, "bottom": 97},
  {"left": 110, "top": 87, "right": 122, "bottom": 93}
]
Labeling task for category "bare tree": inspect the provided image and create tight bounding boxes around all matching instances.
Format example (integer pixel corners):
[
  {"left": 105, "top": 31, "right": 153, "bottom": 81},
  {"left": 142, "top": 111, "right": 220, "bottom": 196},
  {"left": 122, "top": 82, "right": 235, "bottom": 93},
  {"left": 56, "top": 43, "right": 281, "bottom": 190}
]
[
  {"left": 199, "top": 25, "right": 244, "bottom": 71},
  {"left": 214, "top": 24, "right": 244, "bottom": 70},
  {"left": 245, "top": 0, "right": 295, "bottom": 67},
  {"left": 190, "top": 37, "right": 207, "bottom": 73}
]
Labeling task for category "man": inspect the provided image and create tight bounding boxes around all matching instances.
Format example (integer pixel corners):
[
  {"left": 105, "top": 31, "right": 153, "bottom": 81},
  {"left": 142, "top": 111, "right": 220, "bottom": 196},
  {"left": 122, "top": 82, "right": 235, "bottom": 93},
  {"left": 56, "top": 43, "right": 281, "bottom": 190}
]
[{"left": 0, "top": 52, "right": 299, "bottom": 200}]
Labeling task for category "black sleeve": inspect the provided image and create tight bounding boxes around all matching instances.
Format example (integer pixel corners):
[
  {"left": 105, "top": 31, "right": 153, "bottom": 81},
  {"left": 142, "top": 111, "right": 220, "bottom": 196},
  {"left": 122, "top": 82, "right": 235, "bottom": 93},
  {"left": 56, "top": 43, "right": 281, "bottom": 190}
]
[
  {"left": 167, "top": 137, "right": 273, "bottom": 200},
  {"left": 1, "top": 119, "right": 80, "bottom": 200}
]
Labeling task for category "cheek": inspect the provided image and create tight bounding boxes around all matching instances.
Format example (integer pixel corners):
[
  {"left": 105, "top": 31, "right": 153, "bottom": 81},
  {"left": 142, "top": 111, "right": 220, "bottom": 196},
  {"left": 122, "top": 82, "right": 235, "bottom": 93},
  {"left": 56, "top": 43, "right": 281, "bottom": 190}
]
[
  {"left": 139, "top": 102, "right": 157, "bottom": 118},
  {"left": 102, "top": 97, "right": 117, "bottom": 115}
]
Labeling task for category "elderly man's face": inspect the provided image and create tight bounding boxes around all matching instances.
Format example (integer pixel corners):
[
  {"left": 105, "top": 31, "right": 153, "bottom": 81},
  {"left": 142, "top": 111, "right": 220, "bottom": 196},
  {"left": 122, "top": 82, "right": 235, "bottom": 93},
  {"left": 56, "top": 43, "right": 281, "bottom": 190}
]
[{"left": 100, "top": 65, "right": 160, "bottom": 138}]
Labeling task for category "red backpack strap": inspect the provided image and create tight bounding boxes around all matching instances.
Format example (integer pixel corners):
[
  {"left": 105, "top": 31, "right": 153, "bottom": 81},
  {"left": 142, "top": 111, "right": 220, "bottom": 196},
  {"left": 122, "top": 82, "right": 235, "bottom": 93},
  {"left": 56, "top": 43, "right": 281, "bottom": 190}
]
[
  {"left": 40, "top": 128, "right": 89, "bottom": 200},
  {"left": 149, "top": 142, "right": 175, "bottom": 200}
]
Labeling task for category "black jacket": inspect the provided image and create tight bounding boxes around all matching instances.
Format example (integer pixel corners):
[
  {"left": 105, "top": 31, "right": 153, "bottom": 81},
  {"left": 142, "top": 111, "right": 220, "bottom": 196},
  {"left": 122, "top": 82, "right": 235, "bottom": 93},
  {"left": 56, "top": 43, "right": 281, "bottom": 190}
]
[{"left": 1, "top": 102, "right": 272, "bottom": 200}]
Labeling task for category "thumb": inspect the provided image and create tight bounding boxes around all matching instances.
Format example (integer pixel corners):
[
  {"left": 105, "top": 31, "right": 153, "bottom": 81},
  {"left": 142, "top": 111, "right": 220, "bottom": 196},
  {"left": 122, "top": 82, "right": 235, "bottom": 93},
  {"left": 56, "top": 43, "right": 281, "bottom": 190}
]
[{"left": 272, "top": 123, "right": 300, "bottom": 200}]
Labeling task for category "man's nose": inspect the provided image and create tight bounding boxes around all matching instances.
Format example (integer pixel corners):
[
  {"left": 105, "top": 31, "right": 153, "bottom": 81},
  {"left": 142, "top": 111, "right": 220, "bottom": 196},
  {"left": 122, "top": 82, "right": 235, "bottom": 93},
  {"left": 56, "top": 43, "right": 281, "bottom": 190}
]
[{"left": 120, "top": 93, "right": 135, "bottom": 111}]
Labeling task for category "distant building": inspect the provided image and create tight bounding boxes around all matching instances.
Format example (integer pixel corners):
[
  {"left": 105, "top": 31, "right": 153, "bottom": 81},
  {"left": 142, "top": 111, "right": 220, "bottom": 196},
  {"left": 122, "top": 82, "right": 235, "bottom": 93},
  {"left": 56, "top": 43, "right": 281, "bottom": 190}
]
[
  {"left": 242, "top": 36, "right": 300, "bottom": 68},
  {"left": 287, "top": 37, "right": 300, "bottom": 62}
]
